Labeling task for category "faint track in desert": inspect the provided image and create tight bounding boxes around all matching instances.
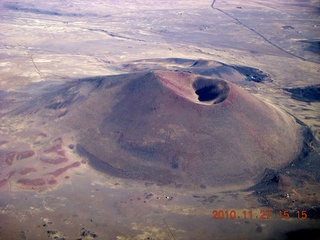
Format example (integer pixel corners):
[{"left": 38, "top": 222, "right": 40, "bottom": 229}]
[{"left": 210, "top": 0, "right": 319, "bottom": 64}]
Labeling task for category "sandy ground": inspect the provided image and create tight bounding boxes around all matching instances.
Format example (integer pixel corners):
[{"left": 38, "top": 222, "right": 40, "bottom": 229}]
[{"left": 0, "top": 0, "right": 319, "bottom": 239}]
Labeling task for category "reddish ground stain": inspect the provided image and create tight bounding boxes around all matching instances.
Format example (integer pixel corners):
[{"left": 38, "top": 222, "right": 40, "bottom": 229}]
[
  {"left": 44, "top": 137, "right": 63, "bottom": 153},
  {"left": 4, "top": 150, "right": 35, "bottom": 165},
  {"left": 40, "top": 157, "right": 68, "bottom": 164},
  {"left": 56, "top": 150, "right": 66, "bottom": 157},
  {"left": 17, "top": 178, "right": 46, "bottom": 186},
  {"left": 48, "top": 161, "right": 81, "bottom": 177},
  {"left": 17, "top": 150, "right": 35, "bottom": 160},
  {"left": 4, "top": 152, "right": 16, "bottom": 166},
  {"left": 19, "top": 167, "right": 37, "bottom": 175},
  {"left": 47, "top": 178, "right": 57, "bottom": 185},
  {"left": 44, "top": 144, "right": 62, "bottom": 154}
]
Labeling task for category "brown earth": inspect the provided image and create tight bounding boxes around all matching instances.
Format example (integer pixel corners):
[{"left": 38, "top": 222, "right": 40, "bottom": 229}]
[{"left": 0, "top": 0, "right": 319, "bottom": 239}]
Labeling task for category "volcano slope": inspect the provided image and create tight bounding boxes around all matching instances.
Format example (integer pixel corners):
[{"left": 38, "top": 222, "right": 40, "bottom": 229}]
[
  {"left": 1, "top": 69, "right": 309, "bottom": 191},
  {"left": 74, "top": 70, "right": 305, "bottom": 189}
]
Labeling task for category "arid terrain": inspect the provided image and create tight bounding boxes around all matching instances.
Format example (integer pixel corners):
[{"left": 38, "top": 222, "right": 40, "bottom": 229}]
[{"left": 0, "top": 0, "right": 319, "bottom": 239}]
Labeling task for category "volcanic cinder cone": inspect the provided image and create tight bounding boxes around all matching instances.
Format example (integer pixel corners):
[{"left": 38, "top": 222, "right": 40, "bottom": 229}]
[
  {"left": 58, "top": 70, "right": 304, "bottom": 189},
  {"left": 0, "top": 70, "right": 305, "bottom": 191}
]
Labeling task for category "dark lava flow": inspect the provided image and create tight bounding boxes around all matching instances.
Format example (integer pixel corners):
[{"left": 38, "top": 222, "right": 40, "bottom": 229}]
[
  {"left": 283, "top": 85, "right": 320, "bottom": 102},
  {"left": 247, "top": 124, "right": 320, "bottom": 216},
  {"left": 231, "top": 65, "right": 270, "bottom": 83},
  {"left": 117, "top": 58, "right": 272, "bottom": 83},
  {"left": 299, "top": 39, "right": 320, "bottom": 55}
]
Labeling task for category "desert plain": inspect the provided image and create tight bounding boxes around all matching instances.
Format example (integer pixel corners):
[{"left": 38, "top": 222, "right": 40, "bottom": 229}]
[{"left": 0, "top": 0, "right": 320, "bottom": 239}]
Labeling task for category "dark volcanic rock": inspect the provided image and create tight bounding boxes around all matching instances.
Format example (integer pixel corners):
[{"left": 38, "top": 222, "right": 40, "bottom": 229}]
[{"left": 283, "top": 85, "right": 320, "bottom": 102}]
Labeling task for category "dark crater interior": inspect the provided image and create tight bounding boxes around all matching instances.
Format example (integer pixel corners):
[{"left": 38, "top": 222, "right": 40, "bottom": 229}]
[
  {"left": 192, "top": 77, "right": 230, "bottom": 103},
  {"left": 195, "top": 85, "right": 220, "bottom": 102}
]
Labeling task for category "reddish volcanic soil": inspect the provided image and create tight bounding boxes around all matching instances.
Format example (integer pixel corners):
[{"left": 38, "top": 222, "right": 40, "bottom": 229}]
[{"left": 0, "top": 0, "right": 319, "bottom": 239}]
